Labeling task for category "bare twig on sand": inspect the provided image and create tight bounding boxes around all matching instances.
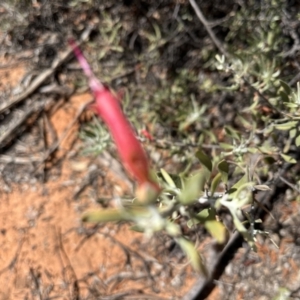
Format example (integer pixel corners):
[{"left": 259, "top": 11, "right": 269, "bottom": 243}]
[
  {"left": 39, "top": 99, "right": 93, "bottom": 164},
  {"left": 0, "top": 97, "right": 53, "bottom": 147},
  {"left": 0, "top": 236, "right": 24, "bottom": 276},
  {"left": 56, "top": 228, "right": 80, "bottom": 300}
]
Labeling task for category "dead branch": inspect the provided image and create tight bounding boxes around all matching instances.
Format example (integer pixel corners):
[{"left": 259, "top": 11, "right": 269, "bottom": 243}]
[
  {"left": 0, "top": 25, "right": 94, "bottom": 115},
  {"left": 0, "top": 98, "right": 53, "bottom": 147}
]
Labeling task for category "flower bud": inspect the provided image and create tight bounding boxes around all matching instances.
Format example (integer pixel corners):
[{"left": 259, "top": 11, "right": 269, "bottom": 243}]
[{"left": 69, "top": 40, "right": 160, "bottom": 198}]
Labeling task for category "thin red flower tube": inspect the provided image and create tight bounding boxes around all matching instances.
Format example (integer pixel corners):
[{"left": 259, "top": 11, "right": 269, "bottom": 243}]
[{"left": 69, "top": 40, "right": 160, "bottom": 202}]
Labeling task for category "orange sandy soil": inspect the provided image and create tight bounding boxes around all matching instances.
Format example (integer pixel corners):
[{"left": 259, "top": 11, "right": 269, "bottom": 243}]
[{"left": 0, "top": 61, "right": 196, "bottom": 299}]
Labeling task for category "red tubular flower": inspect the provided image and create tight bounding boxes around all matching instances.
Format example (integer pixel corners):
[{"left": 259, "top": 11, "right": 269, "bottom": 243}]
[{"left": 69, "top": 40, "right": 160, "bottom": 201}]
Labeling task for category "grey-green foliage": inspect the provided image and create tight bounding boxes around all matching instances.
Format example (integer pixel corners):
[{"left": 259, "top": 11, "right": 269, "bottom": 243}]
[{"left": 79, "top": 117, "right": 111, "bottom": 155}]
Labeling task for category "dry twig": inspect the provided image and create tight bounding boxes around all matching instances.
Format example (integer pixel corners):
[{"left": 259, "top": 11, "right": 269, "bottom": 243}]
[
  {"left": 0, "top": 236, "right": 24, "bottom": 276},
  {"left": 38, "top": 99, "right": 93, "bottom": 165},
  {"left": 0, "top": 25, "right": 94, "bottom": 115},
  {"left": 56, "top": 228, "right": 80, "bottom": 300}
]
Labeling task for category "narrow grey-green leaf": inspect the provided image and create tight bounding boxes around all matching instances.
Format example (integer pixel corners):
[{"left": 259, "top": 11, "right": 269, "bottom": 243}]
[
  {"left": 231, "top": 211, "right": 256, "bottom": 251},
  {"left": 160, "top": 168, "right": 176, "bottom": 188},
  {"left": 205, "top": 219, "right": 227, "bottom": 244},
  {"left": 176, "top": 237, "right": 208, "bottom": 275},
  {"left": 165, "top": 221, "right": 181, "bottom": 237},
  {"left": 195, "top": 150, "right": 212, "bottom": 172},
  {"left": 279, "top": 91, "right": 289, "bottom": 103},
  {"left": 218, "top": 160, "right": 229, "bottom": 183},
  {"left": 196, "top": 208, "right": 210, "bottom": 222},
  {"left": 187, "top": 218, "right": 201, "bottom": 228},
  {"left": 220, "top": 143, "right": 234, "bottom": 150},
  {"left": 228, "top": 174, "right": 247, "bottom": 196},
  {"left": 211, "top": 172, "right": 221, "bottom": 195},
  {"left": 234, "top": 182, "right": 254, "bottom": 205},
  {"left": 237, "top": 115, "right": 252, "bottom": 128},
  {"left": 280, "top": 153, "right": 297, "bottom": 164},
  {"left": 279, "top": 80, "right": 292, "bottom": 95},
  {"left": 284, "top": 102, "right": 299, "bottom": 108},
  {"left": 199, "top": 208, "right": 228, "bottom": 244},
  {"left": 272, "top": 287, "right": 291, "bottom": 300},
  {"left": 296, "top": 134, "right": 300, "bottom": 147},
  {"left": 254, "top": 184, "right": 271, "bottom": 191},
  {"left": 274, "top": 121, "right": 297, "bottom": 131},
  {"left": 130, "top": 225, "right": 144, "bottom": 232},
  {"left": 224, "top": 125, "right": 241, "bottom": 140},
  {"left": 82, "top": 209, "right": 129, "bottom": 223},
  {"left": 290, "top": 128, "right": 297, "bottom": 139}
]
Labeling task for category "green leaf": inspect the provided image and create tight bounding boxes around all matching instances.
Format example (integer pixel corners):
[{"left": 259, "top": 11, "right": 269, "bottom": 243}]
[
  {"left": 160, "top": 168, "right": 176, "bottom": 188},
  {"left": 219, "top": 143, "right": 234, "bottom": 150},
  {"left": 263, "top": 125, "right": 275, "bottom": 136},
  {"left": 280, "top": 80, "right": 292, "bottom": 95},
  {"left": 197, "top": 208, "right": 210, "bottom": 221},
  {"left": 274, "top": 121, "right": 297, "bottom": 131},
  {"left": 179, "top": 170, "right": 210, "bottom": 205},
  {"left": 228, "top": 174, "right": 248, "bottom": 195},
  {"left": 284, "top": 102, "right": 299, "bottom": 109},
  {"left": 130, "top": 225, "right": 145, "bottom": 232},
  {"left": 176, "top": 237, "right": 208, "bottom": 275},
  {"left": 189, "top": 209, "right": 227, "bottom": 244},
  {"left": 280, "top": 153, "right": 297, "bottom": 164},
  {"left": 272, "top": 287, "right": 291, "bottom": 300},
  {"left": 202, "top": 129, "right": 218, "bottom": 143},
  {"left": 205, "top": 219, "right": 227, "bottom": 244},
  {"left": 224, "top": 125, "right": 241, "bottom": 140},
  {"left": 211, "top": 172, "right": 221, "bottom": 195},
  {"left": 220, "top": 193, "right": 256, "bottom": 249},
  {"left": 247, "top": 147, "right": 257, "bottom": 153},
  {"left": 279, "top": 90, "right": 289, "bottom": 103},
  {"left": 296, "top": 135, "right": 300, "bottom": 147},
  {"left": 258, "top": 144, "right": 274, "bottom": 155},
  {"left": 289, "top": 128, "right": 297, "bottom": 139},
  {"left": 195, "top": 150, "right": 212, "bottom": 172},
  {"left": 254, "top": 185, "right": 271, "bottom": 191},
  {"left": 237, "top": 114, "right": 252, "bottom": 128},
  {"left": 165, "top": 221, "right": 181, "bottom": 237},
  {"left": 234, "top": 182, "right": 254, "bottom": 205},
  {"left": 82, "top": 209, "right": 130, "bottom": 223},
  {"left": 217, "top": 160, "right": 229, "bottom": 183},
  {"left": 203, "top": 208, "right": 227, "bottom": 244},
  {"left": 220, "top": 143, "right": 234, "bottom": 150},
  {"left": 187, "top": 218, "right": 201, "bottom": 228},
  {"left": 231, "top": 210, "right": 256, "bottom": 250}
]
